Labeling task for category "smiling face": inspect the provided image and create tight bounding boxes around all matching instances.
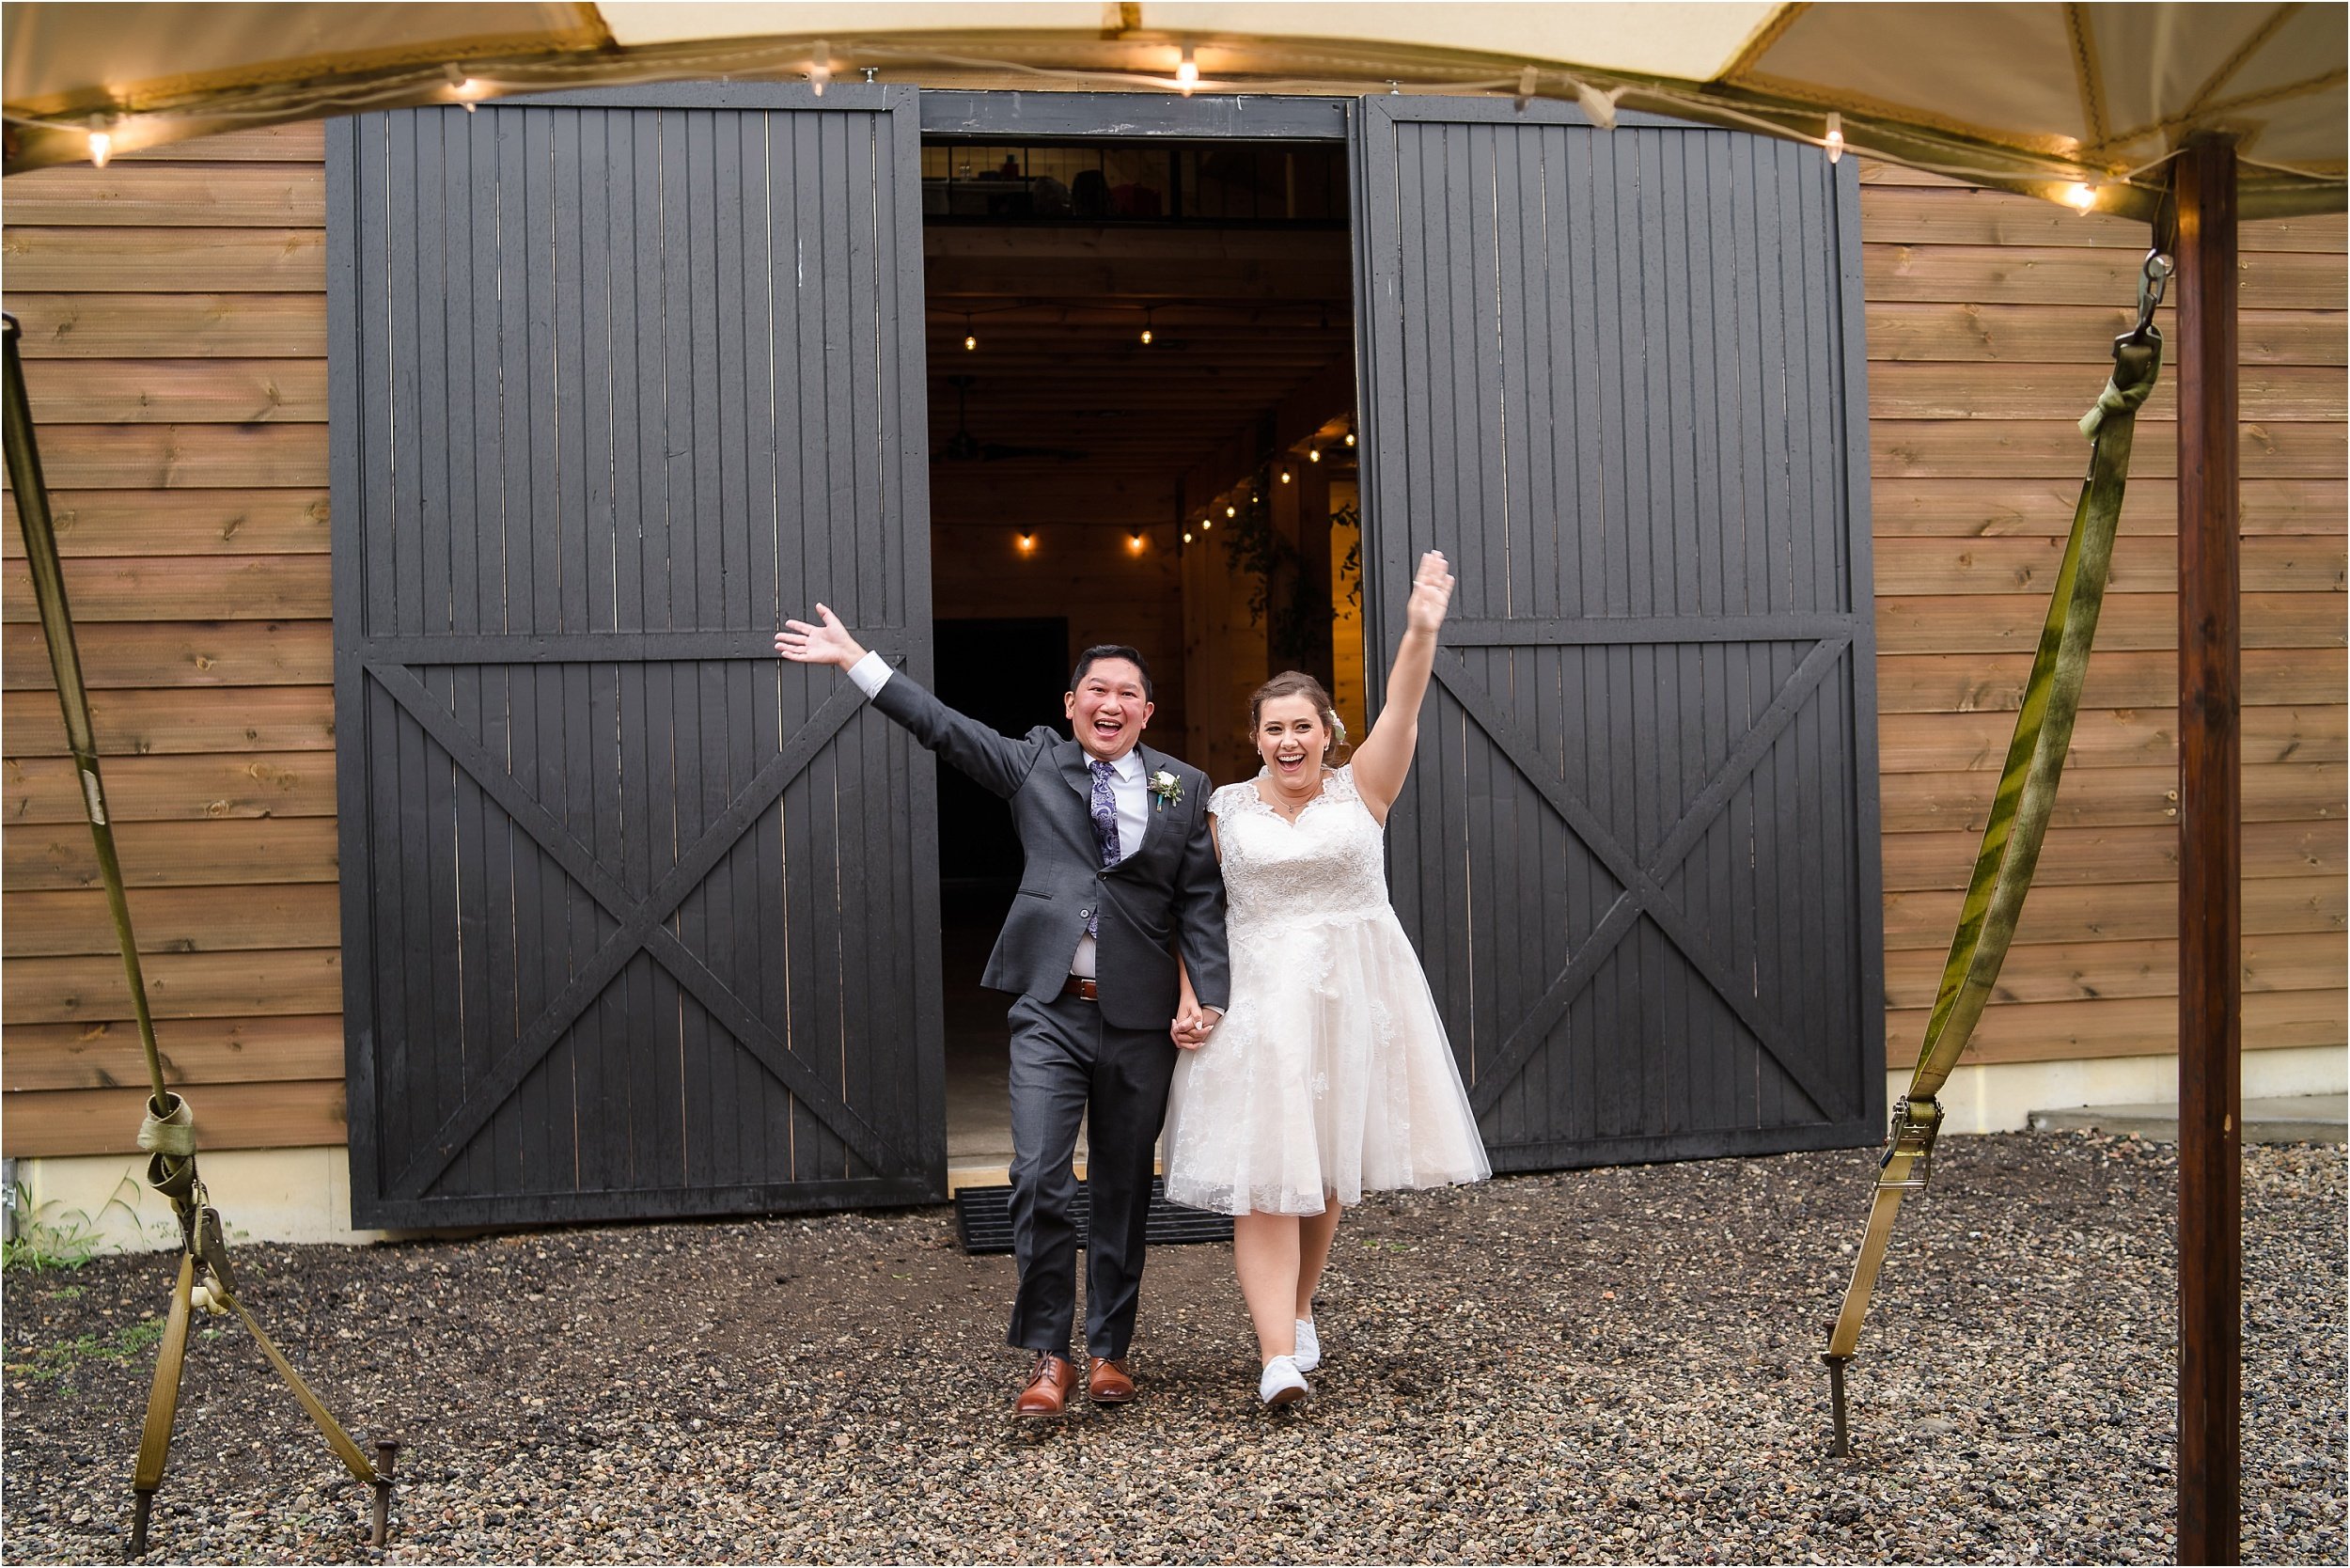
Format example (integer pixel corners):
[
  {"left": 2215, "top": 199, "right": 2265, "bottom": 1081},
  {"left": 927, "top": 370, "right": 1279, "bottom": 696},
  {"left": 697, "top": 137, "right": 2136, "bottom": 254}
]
[
  {"left": 1254, "top": 693, "right": 1331, "bottom": 788},
  {"left": 1064, "top": 657, "right": 1153, "bottom": 761}
]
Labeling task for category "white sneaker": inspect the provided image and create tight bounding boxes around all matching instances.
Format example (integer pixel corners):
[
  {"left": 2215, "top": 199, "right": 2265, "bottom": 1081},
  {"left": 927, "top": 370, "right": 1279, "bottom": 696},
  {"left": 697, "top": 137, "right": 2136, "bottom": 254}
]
[
  {"left": 1259, "top": 1355, "right": 1310, "bottom": 1407},
  {"left": 1292, "top": 1318, "right": 1321, "bottom": 1373}
]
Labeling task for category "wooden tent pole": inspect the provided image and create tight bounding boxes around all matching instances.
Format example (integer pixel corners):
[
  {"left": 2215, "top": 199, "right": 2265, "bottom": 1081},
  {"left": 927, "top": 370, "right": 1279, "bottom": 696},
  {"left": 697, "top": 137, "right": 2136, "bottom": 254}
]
[{"left": 2174, "top": 133, "right": 2241, "bottom": 1567}]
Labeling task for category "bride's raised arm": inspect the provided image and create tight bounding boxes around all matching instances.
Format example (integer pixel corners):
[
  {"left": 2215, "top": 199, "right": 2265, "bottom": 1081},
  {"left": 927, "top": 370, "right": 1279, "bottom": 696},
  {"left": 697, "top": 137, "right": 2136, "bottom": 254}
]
[{"left": 1348, "top": 550, "right": 1454, "bottom": 823}]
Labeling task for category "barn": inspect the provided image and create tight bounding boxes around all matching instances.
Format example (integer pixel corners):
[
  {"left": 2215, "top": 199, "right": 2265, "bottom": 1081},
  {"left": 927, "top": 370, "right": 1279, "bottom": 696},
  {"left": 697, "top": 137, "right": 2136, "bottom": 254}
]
[{"left": 5, "top": 69, "right": 2342, "bottom": 1241}]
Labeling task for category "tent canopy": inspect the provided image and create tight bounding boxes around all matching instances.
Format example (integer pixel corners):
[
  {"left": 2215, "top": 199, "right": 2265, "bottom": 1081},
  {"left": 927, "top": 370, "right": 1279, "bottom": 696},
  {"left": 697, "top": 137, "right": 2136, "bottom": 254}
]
[{"left": 5, "top": 2, "right": 2343, "bottom": 216}]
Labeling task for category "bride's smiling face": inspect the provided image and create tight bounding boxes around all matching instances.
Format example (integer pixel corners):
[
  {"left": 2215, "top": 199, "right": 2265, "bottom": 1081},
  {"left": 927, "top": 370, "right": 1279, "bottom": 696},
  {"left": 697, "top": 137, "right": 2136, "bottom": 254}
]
[{"left": 1255, "top": 695, "right": 1330, "bottom": 787}]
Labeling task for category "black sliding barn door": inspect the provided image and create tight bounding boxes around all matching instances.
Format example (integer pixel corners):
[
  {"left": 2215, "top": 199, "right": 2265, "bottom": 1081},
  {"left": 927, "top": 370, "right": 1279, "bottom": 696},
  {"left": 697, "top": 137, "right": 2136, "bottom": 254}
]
[
  {"left": 1353, "top": 97, "right": 1884, "bottom": 1168},
  {"left": 329, "top": 86, "right": 944, "bottom": 1227}
]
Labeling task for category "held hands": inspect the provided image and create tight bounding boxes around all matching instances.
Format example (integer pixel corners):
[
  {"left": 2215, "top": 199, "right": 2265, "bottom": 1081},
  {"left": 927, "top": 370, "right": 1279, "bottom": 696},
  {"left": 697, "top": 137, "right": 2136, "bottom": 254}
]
[
  {"left": 1404, "top": 550, "right": 1454, "bottom": 637},
  {"left": 1170, "top": 995, "right": 1222, "bottom": 1051},
  {"left": 774, "top": 604, "right": 869, "bottom": 669}
]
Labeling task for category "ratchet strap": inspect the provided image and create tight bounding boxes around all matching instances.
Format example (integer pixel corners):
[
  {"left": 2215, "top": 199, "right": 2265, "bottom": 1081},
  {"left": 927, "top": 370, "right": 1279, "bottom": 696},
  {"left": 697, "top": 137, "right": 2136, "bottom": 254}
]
[
  {"left": 1821, "top": 253, "right": 2170, "bottom": 1455},
  {"left": 6, "top": 315, "right": 384, "bottom": 1554}
]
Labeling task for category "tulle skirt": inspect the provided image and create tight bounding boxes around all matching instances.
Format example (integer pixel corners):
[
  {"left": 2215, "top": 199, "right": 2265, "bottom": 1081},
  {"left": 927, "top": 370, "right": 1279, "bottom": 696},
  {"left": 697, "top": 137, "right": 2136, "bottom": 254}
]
[{"left": 1163, "top": 908, "right": 1492, "bottom": 1216}]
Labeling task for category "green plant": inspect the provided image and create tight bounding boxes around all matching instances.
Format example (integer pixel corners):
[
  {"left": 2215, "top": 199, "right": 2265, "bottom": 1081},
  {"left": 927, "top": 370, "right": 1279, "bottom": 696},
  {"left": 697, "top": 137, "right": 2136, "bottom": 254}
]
[
  {"left": 1, "top": 1176, "right": 150, "bottom": 1273},
  {"left": 7, "top": 1317, "right": 167, "bottom": 1383},
  {"left": 1220, "top": 463, "right": 1339, "bottom": 671},
  {"left": 1331, "top": 499, "right": 1364, "bottom": 609}
]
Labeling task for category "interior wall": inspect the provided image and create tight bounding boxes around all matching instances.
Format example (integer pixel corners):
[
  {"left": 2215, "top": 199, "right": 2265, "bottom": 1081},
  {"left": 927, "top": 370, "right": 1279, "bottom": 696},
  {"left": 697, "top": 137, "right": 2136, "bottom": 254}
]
[{"left": 929, "top": 519, "right": 1188, "bottom": 750}]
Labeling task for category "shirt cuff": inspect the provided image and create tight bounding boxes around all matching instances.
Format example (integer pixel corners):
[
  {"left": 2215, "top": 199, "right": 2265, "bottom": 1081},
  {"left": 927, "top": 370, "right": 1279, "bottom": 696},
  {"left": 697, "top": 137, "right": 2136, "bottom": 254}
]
[{"left": 846, "top": 650, "right": 892, "bottom": 699}]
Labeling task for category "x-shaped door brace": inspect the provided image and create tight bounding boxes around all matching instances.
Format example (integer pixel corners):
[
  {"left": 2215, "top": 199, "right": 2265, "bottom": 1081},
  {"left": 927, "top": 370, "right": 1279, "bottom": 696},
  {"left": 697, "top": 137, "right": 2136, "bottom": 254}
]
[
  {"left": 368, "top": 656, "right": 912, "bottom": 1200},
  {"left": 1436, "top": 635, "right": 1859, "bottom": 1123}
]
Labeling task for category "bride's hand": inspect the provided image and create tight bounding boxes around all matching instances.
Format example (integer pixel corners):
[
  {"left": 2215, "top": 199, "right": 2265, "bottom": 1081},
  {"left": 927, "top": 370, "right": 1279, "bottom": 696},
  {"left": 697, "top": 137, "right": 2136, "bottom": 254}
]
[{"left": 1404, "top": 551, "right": 1454, "bottom": 636}]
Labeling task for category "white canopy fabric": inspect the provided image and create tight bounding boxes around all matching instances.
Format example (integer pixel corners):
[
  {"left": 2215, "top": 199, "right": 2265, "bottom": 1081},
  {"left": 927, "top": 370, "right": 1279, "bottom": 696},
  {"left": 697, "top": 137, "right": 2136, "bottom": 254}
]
[{"left": 5, "top": 2, "right": 2343, "bottom": 215}]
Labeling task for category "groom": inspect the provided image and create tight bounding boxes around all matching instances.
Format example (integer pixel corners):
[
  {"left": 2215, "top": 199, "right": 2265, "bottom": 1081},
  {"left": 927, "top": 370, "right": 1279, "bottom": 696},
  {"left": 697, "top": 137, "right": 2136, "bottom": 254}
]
[{"left": 776, "top": 607, "right": 1229, "bottom": 1417}]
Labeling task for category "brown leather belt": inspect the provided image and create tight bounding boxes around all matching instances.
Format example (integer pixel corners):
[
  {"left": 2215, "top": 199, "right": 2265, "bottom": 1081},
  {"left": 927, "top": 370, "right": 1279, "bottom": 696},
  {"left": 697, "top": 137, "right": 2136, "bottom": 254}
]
[{"left": 1060, "top": 975, "right": 1098, "bottom": 1002}]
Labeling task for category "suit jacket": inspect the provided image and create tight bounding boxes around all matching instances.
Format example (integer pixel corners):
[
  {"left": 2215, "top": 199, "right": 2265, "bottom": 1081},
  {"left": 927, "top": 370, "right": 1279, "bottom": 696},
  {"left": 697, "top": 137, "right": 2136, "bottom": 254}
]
[{"left": 872, "top": 674, "right": 1230, "bottom": 1031}]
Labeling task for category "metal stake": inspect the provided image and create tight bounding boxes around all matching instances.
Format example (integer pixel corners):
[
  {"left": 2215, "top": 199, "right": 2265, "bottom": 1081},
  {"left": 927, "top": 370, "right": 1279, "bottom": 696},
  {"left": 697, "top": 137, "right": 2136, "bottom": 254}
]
[
  {"left": 1824, "top": 1354, "right": 1851, "bottom": 1457},
  {"left": 371, "top": 1440, "right": 400, "bottom": 1547}
]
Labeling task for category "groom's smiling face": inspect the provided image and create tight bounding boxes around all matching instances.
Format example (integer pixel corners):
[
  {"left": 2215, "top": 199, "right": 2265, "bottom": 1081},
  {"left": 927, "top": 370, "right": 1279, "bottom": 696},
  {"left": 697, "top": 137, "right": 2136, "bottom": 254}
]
[{"left": 1065, "top": 658, "right": 1152, "bottom": 761}]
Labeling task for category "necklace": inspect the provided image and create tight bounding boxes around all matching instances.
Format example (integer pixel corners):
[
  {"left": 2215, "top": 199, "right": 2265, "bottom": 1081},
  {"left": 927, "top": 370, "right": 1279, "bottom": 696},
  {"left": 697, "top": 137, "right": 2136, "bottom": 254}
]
[{"left": 1257, "top": 766, "right": 1328, "bottom": 823}]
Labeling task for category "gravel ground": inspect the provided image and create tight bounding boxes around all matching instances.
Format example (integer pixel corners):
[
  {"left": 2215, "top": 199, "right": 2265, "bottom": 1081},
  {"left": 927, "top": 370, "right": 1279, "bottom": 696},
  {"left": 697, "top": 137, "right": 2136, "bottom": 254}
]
[{"left": 5, "top": 1132, "right": 2342, "bottom": 1564}]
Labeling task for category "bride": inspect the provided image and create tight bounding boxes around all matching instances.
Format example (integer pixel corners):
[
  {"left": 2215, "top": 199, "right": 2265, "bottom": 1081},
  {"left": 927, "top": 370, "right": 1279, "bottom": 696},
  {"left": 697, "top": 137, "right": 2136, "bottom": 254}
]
[{"left": 1164, "top": 549, "right": 1491, "bottom": 1407}]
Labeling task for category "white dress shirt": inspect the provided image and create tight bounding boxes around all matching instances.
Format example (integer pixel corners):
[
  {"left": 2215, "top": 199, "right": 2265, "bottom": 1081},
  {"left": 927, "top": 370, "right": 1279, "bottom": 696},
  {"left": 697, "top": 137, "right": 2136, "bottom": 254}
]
[{"left": 847, "top": 650, "right": 1145, "bottom": 978}]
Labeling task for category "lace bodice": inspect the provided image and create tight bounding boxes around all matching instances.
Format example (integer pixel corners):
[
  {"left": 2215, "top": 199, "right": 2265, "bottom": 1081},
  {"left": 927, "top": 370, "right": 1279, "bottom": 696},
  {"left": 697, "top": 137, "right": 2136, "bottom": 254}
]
[{"left": 1210, "top": 764, "right": 1391, "bottom": 932}]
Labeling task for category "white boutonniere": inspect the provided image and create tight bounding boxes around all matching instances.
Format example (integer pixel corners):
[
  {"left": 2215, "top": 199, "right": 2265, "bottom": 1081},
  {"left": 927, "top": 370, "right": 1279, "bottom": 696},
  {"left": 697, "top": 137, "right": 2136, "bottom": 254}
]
[{"left": 1149, "top": 769, "right": 1183, "bottom": 811}]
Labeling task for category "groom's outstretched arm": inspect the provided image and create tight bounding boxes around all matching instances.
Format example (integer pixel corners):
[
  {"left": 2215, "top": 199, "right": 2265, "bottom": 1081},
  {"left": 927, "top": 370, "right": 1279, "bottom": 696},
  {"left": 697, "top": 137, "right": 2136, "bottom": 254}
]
[
  {"left": 775, "top": 604, "right": 1037, "bottom": 797},
  {"left": 1170, "top": 788, "right": 1230, "bottom": 1012}
]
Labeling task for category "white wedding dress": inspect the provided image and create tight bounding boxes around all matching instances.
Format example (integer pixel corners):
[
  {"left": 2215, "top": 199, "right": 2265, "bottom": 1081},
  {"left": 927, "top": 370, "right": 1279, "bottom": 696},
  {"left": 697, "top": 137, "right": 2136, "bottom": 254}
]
[{"left": 1163, "top": 764, "right": 1492, "bottom": 1216}]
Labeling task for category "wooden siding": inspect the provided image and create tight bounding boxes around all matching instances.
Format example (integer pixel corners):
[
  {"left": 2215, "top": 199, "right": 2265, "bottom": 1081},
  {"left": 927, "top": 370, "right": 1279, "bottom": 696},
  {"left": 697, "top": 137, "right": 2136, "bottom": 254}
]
[
  {"left": 1, "top": 126, "right": 2342, "bottom": 1160},
  {"left": 4, "top": 121, "right": 341, "bottom": 1156},
  {"left": 1858, "top": 160, "right": 2346, "bottom": 1073}
]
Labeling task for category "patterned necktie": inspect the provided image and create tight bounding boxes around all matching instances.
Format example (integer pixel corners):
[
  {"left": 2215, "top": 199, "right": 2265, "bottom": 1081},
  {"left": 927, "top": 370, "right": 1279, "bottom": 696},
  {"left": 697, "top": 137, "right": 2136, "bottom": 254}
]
[{"left": 1089, "top": 759, "right": 1121, "bottom": 936}]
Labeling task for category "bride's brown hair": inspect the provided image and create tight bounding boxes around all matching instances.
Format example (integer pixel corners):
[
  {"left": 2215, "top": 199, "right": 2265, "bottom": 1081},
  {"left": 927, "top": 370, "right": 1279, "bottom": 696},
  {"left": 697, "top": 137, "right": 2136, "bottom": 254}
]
[{"left": 1247, "top": 670, "right": 1348, "bottom": 754}]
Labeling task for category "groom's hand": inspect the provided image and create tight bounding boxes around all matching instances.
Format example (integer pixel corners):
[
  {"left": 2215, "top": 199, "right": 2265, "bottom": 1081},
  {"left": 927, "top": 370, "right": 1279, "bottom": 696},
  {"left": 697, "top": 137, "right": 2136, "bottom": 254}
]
[{"left": 775, "top": 603, "right": 869, "bottom": 669}]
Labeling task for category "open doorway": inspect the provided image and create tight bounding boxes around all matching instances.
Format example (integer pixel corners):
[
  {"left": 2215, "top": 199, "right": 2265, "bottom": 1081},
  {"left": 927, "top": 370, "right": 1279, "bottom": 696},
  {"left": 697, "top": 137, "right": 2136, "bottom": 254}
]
[{"left": 920, "top": 130, "right": 1361, "bottom": 1169}]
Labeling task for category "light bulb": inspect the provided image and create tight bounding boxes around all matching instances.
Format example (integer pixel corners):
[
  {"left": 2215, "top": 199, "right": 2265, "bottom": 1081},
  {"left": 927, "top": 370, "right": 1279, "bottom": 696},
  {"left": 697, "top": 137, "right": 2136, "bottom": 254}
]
[
  {"left": 1128, "top": 532, "right": 1146, "bottom": 554},
  {"left": 2062, "top": 181, "right": 2099, "bottom": 213},
  {"left": 1279, "top": 470, "right": 1292, "bottom": 484},
  {"left": 1225, "top": 505, "right": 1236, "bottom": 518},
  {"left": 1200, "top": 519, "right": 1213, "bottom": 532},
  {"left": 1140, "top": 324, "right": 1152, "bottom": 345},
  {"left": 1308, "top": 448, "right": 1321, "bottom": 463},
  {"left": 1177, "top": 45, "right": 1198, "bottom": 94},
  {"left": 86, "top": 130, "right": 112, "bottom": 168},
  {"left": 1183, "top": 530, "right": 1194, "bottom": 544},
  {"left": 809, "top": 41, "right": 832, "bottom": 97},
  {"left": 1016, "top": 532, "right": 1035, "bottom": 553},
  {"left": 1344, "top": 431, "right": 1355, "bottom": 447},
  {"left": 1824, "top": 112, "right": 1844, "bottom": 165}
]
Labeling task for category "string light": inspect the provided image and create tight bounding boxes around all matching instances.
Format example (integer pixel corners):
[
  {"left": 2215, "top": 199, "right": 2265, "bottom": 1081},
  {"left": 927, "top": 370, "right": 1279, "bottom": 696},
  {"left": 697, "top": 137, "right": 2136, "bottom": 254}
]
[
  {"left": 1308, "top": 447, "right": 1322, "bottom": 463},
  {"left": 1344, "top": 431, "right": 1355, "bottom": 447},
  {"left": 1278, "top": 469, "right": 1292, "bottom": 483},
  {"left": 1824, "top": 111, "right": 1844, "bottom": 165},
  {"left": 964, "top": 313, "right": 977, "bottom": 353},
  {"left": 808, "top": 40, "right": 832, "bottom": 97},
  {"left": 1225, "top": 504, "right": 1236, "bottom": 518},
  {"left": 1140, "top": 307, "right": 1153, "bottom": 346},
  {"left": 1127, "top": 531, "right": 1147, "bottom": 555},
  {"left": 1200, "top": 518, "right": 1213, "bottom": 532},
  {"left": 442, "top": 63, "right": 487, "bottom": 110},
  {"left": 1183, "top": 530, "right": 1194, "bottom": 544},
  {"left": 1177, "top": 45, "right": 1198, "bottom": 95},
  {"left": 1016, "top": 531, "right": 1036, "bottom": 554}
]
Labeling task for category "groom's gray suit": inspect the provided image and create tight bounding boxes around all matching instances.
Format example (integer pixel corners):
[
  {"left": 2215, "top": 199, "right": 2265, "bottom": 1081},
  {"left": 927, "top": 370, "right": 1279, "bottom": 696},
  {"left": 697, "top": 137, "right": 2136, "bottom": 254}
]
[{"left": 868, "top": 672, "right": 1229, "bottom": 1359}]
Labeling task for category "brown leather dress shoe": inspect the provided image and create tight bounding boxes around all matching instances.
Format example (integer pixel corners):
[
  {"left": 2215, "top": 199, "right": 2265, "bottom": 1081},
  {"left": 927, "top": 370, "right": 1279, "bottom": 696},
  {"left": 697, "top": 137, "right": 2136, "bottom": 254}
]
[
  {"left": 1087, "top": 1356, "right": 1136, "bottom": 1404},
  {"left": 1014, "top": 1354, "right": 1077, "bottom": 1419}
]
